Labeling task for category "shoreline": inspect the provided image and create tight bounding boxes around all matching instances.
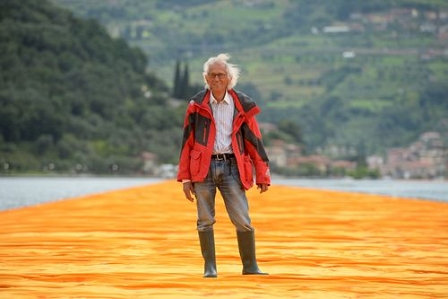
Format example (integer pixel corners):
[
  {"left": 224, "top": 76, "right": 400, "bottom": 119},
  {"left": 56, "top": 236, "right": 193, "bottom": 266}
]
[
  {"left": 1, "top": 176, "right": 447, "bottom": 212},
  {"left": 2, "top": 172, "right": 447, "bottom": 181}
]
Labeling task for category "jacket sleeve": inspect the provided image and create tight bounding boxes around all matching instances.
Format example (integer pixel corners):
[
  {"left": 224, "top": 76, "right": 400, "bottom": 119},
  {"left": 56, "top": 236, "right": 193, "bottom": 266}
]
[
  {"left": 242, "top": 116, "right": 271, "bottom": 185},
  {"left": 177, "top": 103, "right": 195, "bottom": 182}
]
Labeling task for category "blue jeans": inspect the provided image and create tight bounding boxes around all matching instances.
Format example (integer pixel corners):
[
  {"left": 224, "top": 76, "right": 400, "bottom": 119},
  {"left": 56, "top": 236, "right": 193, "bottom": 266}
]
[{"left": 194, "top": 158, "right": 253, "bottom": 232}]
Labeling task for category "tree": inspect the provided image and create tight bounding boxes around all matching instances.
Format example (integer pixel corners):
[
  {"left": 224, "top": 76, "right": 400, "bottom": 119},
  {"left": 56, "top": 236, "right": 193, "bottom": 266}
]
[
  {"left": 172, "top": 60, "right": 191, "bottom": 99},
  {"left": 181, "top": 62, "right": 190, "bottom": 98},
  {"left": 173, "top": 59, "right": 181, "bottom": 98},
  {"left": 277, "top": 119, "right": 304, "bottom": 144}
]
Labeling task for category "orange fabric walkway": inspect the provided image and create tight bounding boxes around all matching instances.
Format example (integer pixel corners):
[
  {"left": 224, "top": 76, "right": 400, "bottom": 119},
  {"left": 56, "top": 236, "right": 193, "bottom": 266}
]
[{"left": 1, "top": 180, "right": 447, "bottom": 299}]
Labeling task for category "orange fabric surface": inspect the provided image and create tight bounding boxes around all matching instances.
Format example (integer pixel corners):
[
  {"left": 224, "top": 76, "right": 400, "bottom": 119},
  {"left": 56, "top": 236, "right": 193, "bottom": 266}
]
[{"left": 1, "top": 180, "right": 447, "bottom": 299}]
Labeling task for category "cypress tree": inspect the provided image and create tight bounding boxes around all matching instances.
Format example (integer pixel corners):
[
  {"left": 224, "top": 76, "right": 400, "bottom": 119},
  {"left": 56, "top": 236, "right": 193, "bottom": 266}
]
[
  {"left": 173, "top": 59, "right": 181, "bottom": 98},
  {"left": 181, "top": 62, "right": 190, "bottom": 98}
]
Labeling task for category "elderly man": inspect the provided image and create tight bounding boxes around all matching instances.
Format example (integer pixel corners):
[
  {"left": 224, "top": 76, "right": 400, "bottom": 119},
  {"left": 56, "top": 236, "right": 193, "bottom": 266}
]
[{"left": 177, "top": 53, "right": 270, "bottom": 278}]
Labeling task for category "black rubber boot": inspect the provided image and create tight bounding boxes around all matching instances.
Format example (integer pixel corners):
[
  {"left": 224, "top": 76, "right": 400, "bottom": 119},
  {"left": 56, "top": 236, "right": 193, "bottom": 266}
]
[
  {"left": 198, "top": 230, "right": 217, "bottom": 278},
  {"left": 237, "top": 230, "right": 268, "bottom": 275}
]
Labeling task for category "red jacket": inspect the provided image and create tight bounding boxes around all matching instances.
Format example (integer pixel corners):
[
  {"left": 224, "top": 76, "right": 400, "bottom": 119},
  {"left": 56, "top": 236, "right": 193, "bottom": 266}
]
[{"left": 177, "top": 89, "right": 270, "bottom": 190}]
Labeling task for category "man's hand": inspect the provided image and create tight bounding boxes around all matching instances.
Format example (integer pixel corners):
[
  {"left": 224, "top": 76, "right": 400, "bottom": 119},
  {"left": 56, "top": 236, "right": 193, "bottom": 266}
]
[
  {"left": 183, "top": 181, "right": 196, "bottom": 202},
  {"left": 257, "top": 183, "right": 269, "bottom": 193}
]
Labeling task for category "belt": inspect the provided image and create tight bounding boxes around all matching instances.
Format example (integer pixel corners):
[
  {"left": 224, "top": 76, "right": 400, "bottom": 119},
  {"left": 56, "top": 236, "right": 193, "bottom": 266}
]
[{"left": 211, "top": 153, "right": 235, "bottom": 160}]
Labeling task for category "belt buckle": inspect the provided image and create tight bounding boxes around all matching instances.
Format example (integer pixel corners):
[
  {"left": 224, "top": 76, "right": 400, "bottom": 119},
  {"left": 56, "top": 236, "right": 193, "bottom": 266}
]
[{"left": 215, "top": 154, "right": 225, "bottom": 161}]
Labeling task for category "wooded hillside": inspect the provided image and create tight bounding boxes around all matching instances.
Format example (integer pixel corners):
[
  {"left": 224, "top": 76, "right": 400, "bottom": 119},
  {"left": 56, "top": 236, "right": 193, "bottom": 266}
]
[{"left": 0, "top": 0, "right": 184, "bottom": 174}]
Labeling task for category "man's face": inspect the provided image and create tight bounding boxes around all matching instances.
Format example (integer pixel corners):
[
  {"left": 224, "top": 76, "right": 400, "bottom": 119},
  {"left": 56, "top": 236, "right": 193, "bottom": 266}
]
[{"left": 206, "top": 62, "right": 230, "bottom": 93}]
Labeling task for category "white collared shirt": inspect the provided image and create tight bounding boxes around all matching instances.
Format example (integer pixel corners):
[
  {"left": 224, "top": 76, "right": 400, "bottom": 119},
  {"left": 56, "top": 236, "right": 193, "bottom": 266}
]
[{"left": 210, "top": 91, "right": 234, "bottom": 154}]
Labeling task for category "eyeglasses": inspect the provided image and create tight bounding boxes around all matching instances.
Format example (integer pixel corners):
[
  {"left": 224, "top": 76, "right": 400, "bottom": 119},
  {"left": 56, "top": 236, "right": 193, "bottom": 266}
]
[{"left": 208, "top": 73, "right": 227, "bottom": 79}]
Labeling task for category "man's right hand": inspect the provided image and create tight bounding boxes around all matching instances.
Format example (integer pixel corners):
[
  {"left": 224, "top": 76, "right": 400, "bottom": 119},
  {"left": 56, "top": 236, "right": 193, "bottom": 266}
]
[{"left": 182, "top": 181, "right": 196, "bottom": 202}]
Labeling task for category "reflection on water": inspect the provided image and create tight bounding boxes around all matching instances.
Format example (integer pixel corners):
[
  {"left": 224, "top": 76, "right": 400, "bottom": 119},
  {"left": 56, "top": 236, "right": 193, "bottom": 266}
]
[{"left": 0, "top": 177, "right": 447, "bottom": 211}]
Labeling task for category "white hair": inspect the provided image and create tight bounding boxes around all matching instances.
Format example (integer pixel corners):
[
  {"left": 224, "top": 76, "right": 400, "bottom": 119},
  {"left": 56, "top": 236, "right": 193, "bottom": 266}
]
[{"left": 202, "top": 53, "right": 240, "bottom": 90}]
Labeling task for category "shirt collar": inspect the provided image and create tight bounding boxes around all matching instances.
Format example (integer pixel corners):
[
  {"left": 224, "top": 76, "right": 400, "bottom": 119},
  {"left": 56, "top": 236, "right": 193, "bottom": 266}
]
[{"left": 210, "top": 91, "right": 231, "bottom": 105}]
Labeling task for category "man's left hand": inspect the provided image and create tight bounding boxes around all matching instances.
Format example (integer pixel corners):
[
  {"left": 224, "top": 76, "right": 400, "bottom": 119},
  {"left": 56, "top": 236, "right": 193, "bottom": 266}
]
[{"left": 256, "top": 183, "right": 269, "bottom": 193}]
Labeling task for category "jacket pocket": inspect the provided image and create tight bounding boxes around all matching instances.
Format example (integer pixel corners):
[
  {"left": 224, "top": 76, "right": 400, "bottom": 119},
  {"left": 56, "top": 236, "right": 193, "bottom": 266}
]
[
  {"left": 195, "top": 115, "right": 210, "bottom": 146},
  {"left": 190, "top": 149, "right": 202, "bottom": 177},
  {"left": 243, "top": 155, "right": 254, "bottom": 184}
]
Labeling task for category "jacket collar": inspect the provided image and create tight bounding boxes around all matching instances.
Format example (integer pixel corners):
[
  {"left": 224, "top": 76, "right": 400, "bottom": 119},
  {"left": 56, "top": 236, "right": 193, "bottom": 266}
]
[{"left": 190, "top": 89, "right": 261, "bottom": 118}]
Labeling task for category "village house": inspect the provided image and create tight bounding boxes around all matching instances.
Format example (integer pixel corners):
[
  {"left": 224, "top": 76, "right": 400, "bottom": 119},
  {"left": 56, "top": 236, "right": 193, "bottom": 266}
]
[
  {"left": 140, "top": 151, "right": 158, "bottom": 175},
  {"left": 265, "top": 139, "right": 302, "bottom": 169},
  {"left": 265, "top": 129, "right": 447, "bottom": 179},
  {"left": 380, "top": 132, "right": 446, "bottom": 179},
  {"left": 266, "top": 140, "right": 357, "bottom": 176}
]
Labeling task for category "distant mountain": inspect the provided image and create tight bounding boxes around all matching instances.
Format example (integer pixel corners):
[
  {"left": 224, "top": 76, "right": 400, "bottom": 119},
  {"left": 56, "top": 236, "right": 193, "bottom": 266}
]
[
  {"left": 50, "top": 0, "right": 448, "bottom": 157},
  {"left": 0, "top": 0, "right": 184, "bottom": 174}
]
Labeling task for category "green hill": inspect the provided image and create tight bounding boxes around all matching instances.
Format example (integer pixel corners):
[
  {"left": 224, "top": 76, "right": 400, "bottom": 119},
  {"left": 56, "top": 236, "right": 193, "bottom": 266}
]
[
  {"left": 51, "top": 0, "right": 448, "bottom": 156},
  {"left": 0, "top": 0, "right": 184, "bottom": 174}
]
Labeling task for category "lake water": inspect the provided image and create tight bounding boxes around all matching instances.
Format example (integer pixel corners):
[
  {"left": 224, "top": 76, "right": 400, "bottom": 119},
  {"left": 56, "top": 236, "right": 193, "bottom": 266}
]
[
  {"left": 274, "top": 177, "right": 448, "bottom": 202},
  {"left": 0, "top": 177, "right": 164, "bottom": 211},
  {"left": 0, "top": 176, "right": 447, "bottom": 211}
]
